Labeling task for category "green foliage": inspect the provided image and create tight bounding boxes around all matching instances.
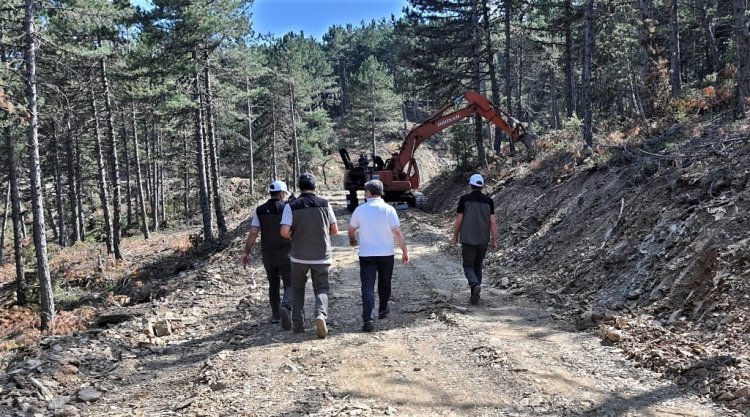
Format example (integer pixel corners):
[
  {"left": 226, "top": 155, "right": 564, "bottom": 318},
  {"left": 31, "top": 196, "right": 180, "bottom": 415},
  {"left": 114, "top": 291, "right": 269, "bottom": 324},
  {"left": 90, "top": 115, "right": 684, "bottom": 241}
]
[
  {"left": 345, "top": 55, "right": 402, "bottom": 152},
  {"left": 449, "top": 123, "right": 473, "bottom": 171},
  {"left": 562, "top": 115, "right": 583, "bottom": 131}
]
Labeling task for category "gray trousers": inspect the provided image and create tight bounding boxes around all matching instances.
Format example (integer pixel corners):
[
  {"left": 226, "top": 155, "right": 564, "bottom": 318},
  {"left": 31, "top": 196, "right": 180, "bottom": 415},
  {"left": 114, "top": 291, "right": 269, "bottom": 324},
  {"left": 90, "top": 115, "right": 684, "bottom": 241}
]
[
  {"left": 291, "top": 262, "right": 330, "bottom": 330},
  {"left": 461, "top": 243, "right": 488, "bottom": 288}
]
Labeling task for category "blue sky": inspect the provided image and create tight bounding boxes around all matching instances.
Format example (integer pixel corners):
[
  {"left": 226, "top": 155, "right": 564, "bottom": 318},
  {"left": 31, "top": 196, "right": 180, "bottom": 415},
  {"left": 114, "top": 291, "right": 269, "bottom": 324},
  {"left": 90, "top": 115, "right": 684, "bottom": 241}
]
[{"left": 131, "top": 0, "right": 408, "bottom": 39}]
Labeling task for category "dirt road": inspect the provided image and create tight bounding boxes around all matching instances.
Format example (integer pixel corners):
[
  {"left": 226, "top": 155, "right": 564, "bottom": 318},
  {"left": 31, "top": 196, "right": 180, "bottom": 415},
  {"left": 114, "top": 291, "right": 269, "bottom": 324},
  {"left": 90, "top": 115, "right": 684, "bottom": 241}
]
[{"left": 33, "top": 191, "right": 725, "bottom": 417}]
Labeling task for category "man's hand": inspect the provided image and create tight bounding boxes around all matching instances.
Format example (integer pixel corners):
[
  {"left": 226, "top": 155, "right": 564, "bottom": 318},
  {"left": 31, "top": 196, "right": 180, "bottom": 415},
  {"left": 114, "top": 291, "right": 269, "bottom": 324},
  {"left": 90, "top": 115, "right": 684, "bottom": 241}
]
[
  {"left": 402, "top": 251, "right": 410, "bottom": 266},
  {"left": 242, "top": 252, "right": 250, "bottom": 269},
  {"left": 451, "top": 235, "right": 458, "bottom": 245},
  {"left": 349, "top": 237, "right": 358, "bottom": 246},
  {"left": 491, "top": 240, "right": 498, "bottom": 251}
]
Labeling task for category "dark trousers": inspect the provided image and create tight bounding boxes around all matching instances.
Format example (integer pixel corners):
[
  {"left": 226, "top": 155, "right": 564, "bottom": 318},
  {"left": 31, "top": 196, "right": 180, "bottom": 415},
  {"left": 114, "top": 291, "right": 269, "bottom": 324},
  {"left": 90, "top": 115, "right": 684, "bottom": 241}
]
[
  {"left": 461, "top": 243, "right": 488, "bottom": 288},
  {"left": 264, "top": 262, "right": 292, "bottom": 317},
  {"left": 359, "top": 256, "right": 394, "bottom": 322},
  {"left": 291, "top": 262, "right": 330, "bottom": 330}
]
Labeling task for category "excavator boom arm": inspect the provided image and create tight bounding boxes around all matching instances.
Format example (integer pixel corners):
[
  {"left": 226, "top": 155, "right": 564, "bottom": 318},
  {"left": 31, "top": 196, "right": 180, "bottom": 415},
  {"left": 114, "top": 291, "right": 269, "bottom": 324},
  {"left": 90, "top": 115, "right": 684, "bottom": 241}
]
[{"left": 392, "top": 90, "right": 529, "bottom": 174}]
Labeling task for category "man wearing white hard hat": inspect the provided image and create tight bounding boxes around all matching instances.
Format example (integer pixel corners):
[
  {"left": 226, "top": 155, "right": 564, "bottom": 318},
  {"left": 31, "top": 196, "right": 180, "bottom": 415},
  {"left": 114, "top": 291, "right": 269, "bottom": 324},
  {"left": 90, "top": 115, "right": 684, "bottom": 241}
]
[
  {"left": 242, "top": 180, "right": 293, "bottom": 329},
  {"left": 451, "top": 174, "right": 498, "bottom": 305}
]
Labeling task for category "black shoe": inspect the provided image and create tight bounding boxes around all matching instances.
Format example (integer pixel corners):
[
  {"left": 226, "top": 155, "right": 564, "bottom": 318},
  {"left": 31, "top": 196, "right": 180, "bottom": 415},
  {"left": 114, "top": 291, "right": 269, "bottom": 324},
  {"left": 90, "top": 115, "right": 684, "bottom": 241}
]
[
  {"left": 279, "top": 306, "right": 292, "bottom": 330},
  {"left": 293, "top": 326, "right": 305, "bottom": 334},
  {"left": 362, "top": 320, "right": 375, "bottom": 332},
  {"left": 378, "top": 308, "right": 389, "bottom": 320},
  {"left": 470, "top": 285, "right": 481, "bottom": 305},
  {"left": 271, "top": 315, "right": 280, "bottom": 324}
]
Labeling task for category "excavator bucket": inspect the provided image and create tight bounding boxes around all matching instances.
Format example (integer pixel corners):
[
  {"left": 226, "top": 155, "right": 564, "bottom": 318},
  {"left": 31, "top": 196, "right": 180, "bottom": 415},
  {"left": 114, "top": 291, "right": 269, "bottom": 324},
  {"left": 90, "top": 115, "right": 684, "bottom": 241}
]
[{"left": 518, "top": 133, "right": 536, "bottom": 151}]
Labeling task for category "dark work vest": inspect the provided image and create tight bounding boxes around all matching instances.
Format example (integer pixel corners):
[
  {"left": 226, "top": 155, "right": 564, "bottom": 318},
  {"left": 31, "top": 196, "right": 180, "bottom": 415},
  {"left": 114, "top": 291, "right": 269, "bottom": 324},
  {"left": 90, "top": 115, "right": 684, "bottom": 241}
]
[
  {"left": 256, "top": 198, "right": 291, "bottom": 265},
  {"left": 288, "top": 193, "right": 334, "bottom": 263}
]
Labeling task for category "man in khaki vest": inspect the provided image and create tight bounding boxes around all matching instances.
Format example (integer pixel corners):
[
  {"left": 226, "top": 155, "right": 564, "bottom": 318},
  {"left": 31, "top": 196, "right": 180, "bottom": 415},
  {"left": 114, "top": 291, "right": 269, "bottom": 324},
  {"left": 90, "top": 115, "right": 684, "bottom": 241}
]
[{"left": 280, "top": 173, "right": 338, "bottom": 338}]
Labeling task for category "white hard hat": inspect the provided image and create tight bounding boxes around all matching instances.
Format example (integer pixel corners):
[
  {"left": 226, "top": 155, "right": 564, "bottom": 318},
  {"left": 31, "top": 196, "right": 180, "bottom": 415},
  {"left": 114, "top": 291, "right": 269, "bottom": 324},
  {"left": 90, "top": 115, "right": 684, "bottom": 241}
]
[
  {"left": 469, "top": 174, "right": 484, "bottom": 187},
  {"left": 268, "top": 180, "right": 288, "bottom": 193}
]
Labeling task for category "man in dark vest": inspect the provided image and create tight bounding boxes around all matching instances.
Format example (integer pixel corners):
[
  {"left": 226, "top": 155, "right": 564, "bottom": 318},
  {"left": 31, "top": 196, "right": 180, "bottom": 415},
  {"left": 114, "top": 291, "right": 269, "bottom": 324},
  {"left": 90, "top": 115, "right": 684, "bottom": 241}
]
[
  {"left": 242, "top": 180, "right": 293, "bottom": 329},
  {"left": 451, "top": 174, "right": 498, "bottom": 305},
  {"left": 280, "top": 173, "right": 338, "bottom": 338}
]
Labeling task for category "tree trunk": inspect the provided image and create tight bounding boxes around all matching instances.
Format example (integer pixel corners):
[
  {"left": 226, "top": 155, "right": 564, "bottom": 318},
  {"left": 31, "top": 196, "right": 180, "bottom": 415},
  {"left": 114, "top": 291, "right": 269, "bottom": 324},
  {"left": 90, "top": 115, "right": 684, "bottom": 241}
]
[
  {"left": 183, "top": 133, "right": 190, "bottom": 218},
  {"left": 158, "top": 133, "right": 165, "bottom": 227},
  {"left": 151, "top": 129, "right": 159, "bottom": 231},
  {"left": 91, "top": 92, "right": 114, "bottom": 255},
  {"left": 471, "top": 0, "right": 486, "bottom": 166},
  {"left": 99, "top": 52, "right": 123, "bottom": 259},
  {"left": 120, "top": 112, "right": 133, "bottom": 228},
  {"left": 46, "top": 203, "right": 57, "bottom": 244},
  {"left": 582, "top": 0, "right": 594, "bottom": 147},
  {"left": 74, "top": 134, "right": 85, "bottom": 240},
  {"left": 51, "top": 123, "right": 66, "bottom": 246},
  {"left": 25, "top": 0, "right": 54, "bottom": 328},
  {"left": 696, "top": 0, "right": 721, "bottom": 75},
  {"left": 564, "top": 0, "right": 574, "bottom": 118},
  {"left": 733, "top": 0, "right": 750, "bottom": 118},
  {"left": 7, "top": 128, "right": 26, "bottom": 306},
  {"left": 193, "top": 49, "right": 214, "bottom": 244},
  {"left": 0, "top": 182, "right": 9, "bottom": 263},
  {"left": 246, "top": 78, "right": 254, "bottom": 195},
  {"left": 669, "top": 0, "right": 682, "bottom": 97},
  {"left": 639, "top": 0, "right": 655, "bottom": 118},
  {"left": 504, "top": 0, "right": 516, "bottom": 155},
  {"left": 143, "top": 122, "right": 154, "bottom": 230},
  {"left": 482, "top": 0, "right": 503, "bottom": 155},
  {"left": 64, "top": 110, "right": 81, "bottom": 243},
  {"left": 369, "top": 81, "right": 376, "bottom": 162},
  {"left": 271, "top": 102, "right": 278, "bottom": 180},
  {"left": 203, "top": 59, "right": 226, "bottom": 237},
  {"left": 131, "top": 106, "right": 150, "bottom": 239},
  {"left": 550, "top": 67, "right": 561, "bottom": 129},
  {"left": 290, "top": 84, "right": 301, "bottom": 189},
  {"left": 516, "top": 40, "right": 523, "bottom": 121}
]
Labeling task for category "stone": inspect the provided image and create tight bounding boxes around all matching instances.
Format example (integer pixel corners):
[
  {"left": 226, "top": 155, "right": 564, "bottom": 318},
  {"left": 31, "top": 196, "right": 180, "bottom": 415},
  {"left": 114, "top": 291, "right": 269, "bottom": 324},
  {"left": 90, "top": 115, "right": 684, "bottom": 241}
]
[
  {"left": 153, "top": 320, "right": 172, "bottom": 337},
  {"left": 96, "top": 312, "right": 134, "bottom": 326},
  {"left": 733, "top": 385, "right": 750, "bottom": 399},
  {"left": 48, "top": 395, "right": 70, "bottom": 411},
  {"left": 25, "top": 359, "right": 44, "bottom": 370},
  {"left": 717, "top": 391, "right": 735, "bottom": 401},
  {"left": 210, "top": 382, "right": 228, "bottom": 391},
  {"left": 601, "top": 327, "right": 622, "bottom": 343},
  {"left": 53, "top": 405, "right": 79, "bottom": 417},
  {"left": 59, "top": 364, "right": 78, "bottom": 375},
  {"left": 77, "top": 386, "right": 102, "bottom": 402}
]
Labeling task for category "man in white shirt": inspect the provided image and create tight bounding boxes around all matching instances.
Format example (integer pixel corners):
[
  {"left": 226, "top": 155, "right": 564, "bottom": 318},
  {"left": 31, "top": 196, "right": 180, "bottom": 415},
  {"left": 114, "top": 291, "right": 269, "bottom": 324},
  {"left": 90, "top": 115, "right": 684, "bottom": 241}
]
[{"left": 348, "top": 180, "right": 409, "bottom": 332}]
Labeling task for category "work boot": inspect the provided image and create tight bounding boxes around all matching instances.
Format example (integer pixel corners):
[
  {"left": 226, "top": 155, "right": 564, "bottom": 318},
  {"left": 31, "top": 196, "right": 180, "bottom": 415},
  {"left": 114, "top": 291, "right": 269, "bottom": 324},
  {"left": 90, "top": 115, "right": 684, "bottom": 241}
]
[
  {"left": 271, "top": 314, "right": 280, "bottom": 324},
  {"left": 362, "top": 320, "right": 375, "bottom": 332},
  {"left": 279, "top": 306, "right": 292, "bottom": 331},
  {"left": 470, "top": 285, "right": 481, "bottom": 305},
  {"left": 315, "top": 317, "right": 328, "bottom": 339}
]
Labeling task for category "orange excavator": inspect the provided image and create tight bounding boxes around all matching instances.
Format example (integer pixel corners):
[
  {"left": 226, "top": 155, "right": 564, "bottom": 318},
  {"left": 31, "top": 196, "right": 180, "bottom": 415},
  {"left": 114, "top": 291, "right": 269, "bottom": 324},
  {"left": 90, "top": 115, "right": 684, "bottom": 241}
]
[{"left": 339, "top": 90, "right": 534, "bottom": 211}]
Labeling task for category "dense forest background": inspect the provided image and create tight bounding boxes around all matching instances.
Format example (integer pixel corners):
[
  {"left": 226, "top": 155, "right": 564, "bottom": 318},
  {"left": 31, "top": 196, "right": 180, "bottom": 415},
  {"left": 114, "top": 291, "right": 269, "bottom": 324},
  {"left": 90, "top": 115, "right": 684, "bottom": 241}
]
[{"left": 0, "top": 0, "right": 748, "bottom": 328}]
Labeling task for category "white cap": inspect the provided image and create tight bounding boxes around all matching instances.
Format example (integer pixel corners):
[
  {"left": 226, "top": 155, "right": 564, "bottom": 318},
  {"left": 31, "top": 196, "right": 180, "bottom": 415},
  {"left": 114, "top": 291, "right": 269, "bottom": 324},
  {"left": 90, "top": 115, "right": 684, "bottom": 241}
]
[
  {"left": 268, "top": 180, "right": 288, "bottom": 193},
  {"left": 469, "top": 174, "right": 484, "bottom": 187}
]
